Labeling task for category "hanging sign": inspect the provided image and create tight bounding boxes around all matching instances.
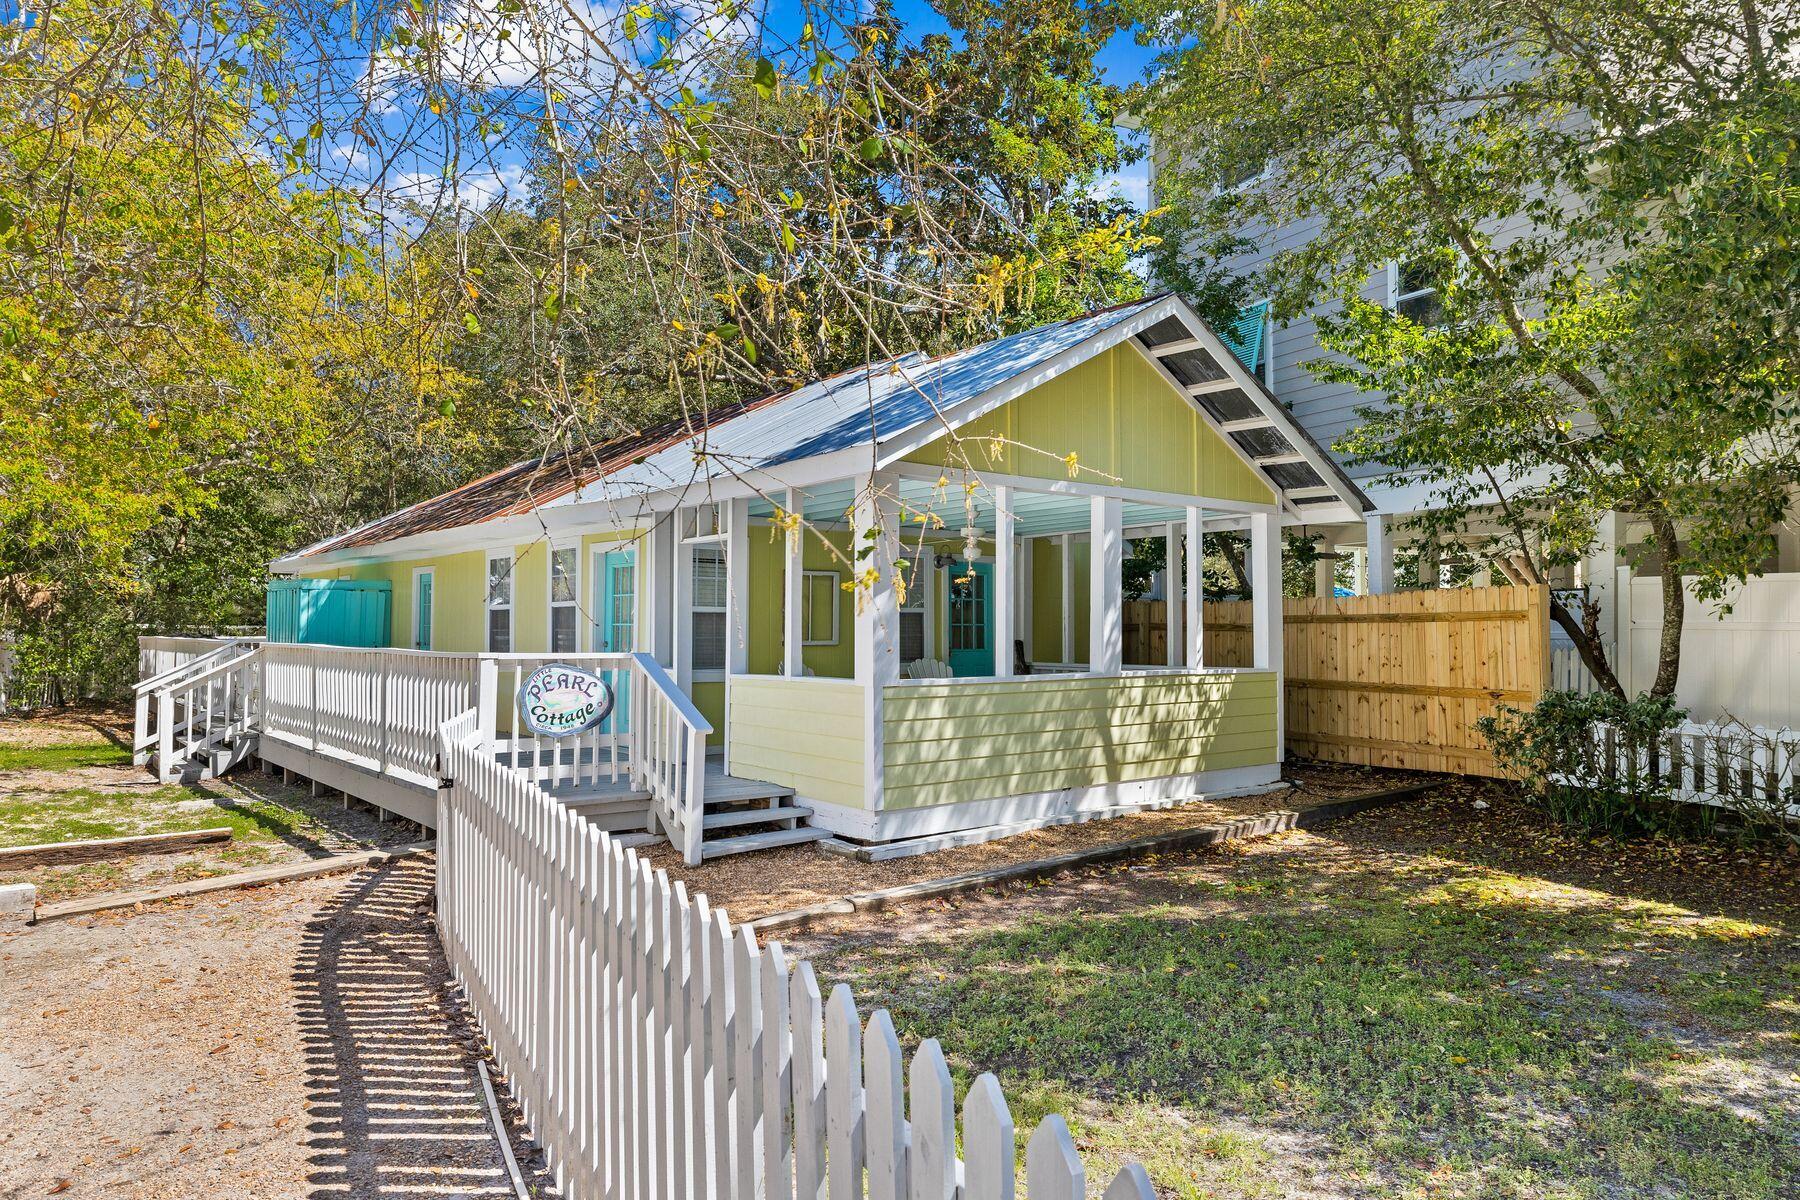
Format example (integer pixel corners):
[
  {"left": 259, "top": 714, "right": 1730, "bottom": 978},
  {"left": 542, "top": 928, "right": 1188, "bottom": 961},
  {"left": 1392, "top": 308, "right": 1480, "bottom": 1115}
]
[{"left": 517, "top": 663, "right": 615, "bottom": 737}]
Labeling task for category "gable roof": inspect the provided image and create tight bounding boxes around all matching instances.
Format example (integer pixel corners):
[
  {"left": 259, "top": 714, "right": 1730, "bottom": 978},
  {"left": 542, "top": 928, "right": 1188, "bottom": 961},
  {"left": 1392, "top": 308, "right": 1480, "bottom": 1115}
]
[{"left": 289, "top": 295, "right": 1370, "bottom": 563}]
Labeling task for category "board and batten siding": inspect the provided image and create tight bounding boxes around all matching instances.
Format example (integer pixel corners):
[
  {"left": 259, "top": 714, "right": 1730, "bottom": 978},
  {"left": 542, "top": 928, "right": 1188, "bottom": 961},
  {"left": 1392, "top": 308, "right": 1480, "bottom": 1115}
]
[
  {"left": 726, "top": 676, "right": 867, "bottom": 809},
  {"left": 903, "top": 343, "right": 1275, "bottom": 505},
  {"left": 881, "top": 671, "right": 1279, "bottom": 810},
  {"left": 302, "top": 550, "right": 487, "bottom": 651}
]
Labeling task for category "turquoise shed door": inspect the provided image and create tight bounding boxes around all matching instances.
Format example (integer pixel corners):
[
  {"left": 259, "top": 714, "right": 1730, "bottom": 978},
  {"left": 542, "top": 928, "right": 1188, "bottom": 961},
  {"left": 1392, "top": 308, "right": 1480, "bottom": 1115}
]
[{"left": 266, "top": 578, "right": 392, "bottom": 647}]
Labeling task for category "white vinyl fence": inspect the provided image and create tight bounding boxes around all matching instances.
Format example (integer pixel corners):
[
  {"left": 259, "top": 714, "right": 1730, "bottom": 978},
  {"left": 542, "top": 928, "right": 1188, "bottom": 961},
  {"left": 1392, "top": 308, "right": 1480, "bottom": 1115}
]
[
  {"left": 436, "top": 711, "right": 1157, "bottom": 1200},
  {"left": 1619, "top": 572, "right": 1800, "bottom": 728}
]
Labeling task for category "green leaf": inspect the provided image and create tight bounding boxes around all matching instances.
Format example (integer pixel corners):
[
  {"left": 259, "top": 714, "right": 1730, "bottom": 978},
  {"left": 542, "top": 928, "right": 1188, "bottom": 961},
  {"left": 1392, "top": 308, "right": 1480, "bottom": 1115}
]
[
  {"left": 544, "top": 290, "right": 563, "bottom": 320},
  {"left": 858, "top": 136, "right": 884, "bottom": 162},
  {"left": 752, "top": 57, "right": 777, "bottom": 100},
  {"left": 741, "top": 336, "right": 757, "bottom": 363},
  {"left": 780, "top": 222, "right": 796, "bottom": 254},
  {"left": 462, "top": 312, "right": 481, "bottom": 335}
]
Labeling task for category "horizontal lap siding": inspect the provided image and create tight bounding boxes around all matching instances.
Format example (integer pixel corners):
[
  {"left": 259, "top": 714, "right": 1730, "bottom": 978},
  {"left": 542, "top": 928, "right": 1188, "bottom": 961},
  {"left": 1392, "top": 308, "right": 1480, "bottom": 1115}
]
[
  {"left": 727, "top": 678, "right": 867, "bottom": 809},
  {"left": 881, "top": 672, "right": 1279, "bottom": 809}
]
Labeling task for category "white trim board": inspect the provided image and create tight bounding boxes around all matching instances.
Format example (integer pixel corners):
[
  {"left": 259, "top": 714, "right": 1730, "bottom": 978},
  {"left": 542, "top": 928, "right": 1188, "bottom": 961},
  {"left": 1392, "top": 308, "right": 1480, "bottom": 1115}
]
[{"left": 795, "top": 762, "right": 1284, "bottom": 841}]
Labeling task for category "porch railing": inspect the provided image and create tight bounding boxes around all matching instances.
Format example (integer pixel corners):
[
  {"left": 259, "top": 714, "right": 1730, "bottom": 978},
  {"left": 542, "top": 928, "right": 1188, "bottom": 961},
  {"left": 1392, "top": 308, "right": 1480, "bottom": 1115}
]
[
  {"left": 139, "top": 638, "right": 717, "bottom": 859},
  {"left": 261, "top": 644, "right": 481, "bottom": 786},
  {"left": 433, "top": 710, "right": 1156, "bottom": 1200},
  {"left": 477, "top": 653, "right": 636, "bottom": 794}
]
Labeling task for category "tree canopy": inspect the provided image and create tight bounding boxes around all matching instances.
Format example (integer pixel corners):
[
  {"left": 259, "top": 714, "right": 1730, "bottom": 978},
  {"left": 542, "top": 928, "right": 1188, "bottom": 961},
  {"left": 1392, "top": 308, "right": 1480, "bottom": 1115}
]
[
  {"left": 1135, "top": 0, "right": 1799, "bottom": 698},
  {"left": 0, "top": 0, "right": 1154, "bottom": 696}
]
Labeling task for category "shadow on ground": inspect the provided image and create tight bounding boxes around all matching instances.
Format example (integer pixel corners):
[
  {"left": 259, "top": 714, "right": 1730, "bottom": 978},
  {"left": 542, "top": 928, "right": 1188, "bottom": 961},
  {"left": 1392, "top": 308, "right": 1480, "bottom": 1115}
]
[{"left": 294, "top": 859, "right": 542, "bottom": 1199}]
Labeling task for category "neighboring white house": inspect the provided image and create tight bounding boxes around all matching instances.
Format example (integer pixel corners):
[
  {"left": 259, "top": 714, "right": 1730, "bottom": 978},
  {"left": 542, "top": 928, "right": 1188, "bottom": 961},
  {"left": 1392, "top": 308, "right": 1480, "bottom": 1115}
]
[{"left": 1147, "top": 146, "right": 1800, "bottom": 726}]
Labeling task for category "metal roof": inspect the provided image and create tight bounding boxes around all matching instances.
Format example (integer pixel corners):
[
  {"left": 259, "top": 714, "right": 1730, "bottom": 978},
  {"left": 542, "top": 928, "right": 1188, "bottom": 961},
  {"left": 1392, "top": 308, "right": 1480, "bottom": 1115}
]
[
  {"left": 291, "top": 294, "right": 1371, "bottom": 562},
  {"left": 557, "top": 297, "right": 1168, "bottom": 505}
]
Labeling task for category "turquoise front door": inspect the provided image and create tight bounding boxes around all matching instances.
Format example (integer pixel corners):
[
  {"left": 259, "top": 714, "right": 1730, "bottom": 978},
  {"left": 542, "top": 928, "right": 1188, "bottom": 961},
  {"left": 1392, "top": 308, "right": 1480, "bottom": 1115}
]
[
  {"left": 596, "top": 548, "right": 637, "bottom": 731},
  {"left": 946, "top": 561, "right": 995, "bottom": 676}
]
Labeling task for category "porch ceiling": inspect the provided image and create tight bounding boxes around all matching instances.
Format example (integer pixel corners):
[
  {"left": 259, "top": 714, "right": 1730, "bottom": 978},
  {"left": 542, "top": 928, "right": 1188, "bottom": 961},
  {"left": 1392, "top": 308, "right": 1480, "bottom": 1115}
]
[{"left": 749, "top": 479, "right": 1205, "bottom": 538}]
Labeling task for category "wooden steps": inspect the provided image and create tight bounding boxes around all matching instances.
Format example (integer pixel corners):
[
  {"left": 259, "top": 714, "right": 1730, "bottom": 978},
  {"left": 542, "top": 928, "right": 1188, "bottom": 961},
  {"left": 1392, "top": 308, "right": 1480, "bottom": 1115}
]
[
  {"left": 700, "top": 825, "right": 828, "bottom": 859},
  {"left": 703, "top": 803, "right": 813, "bottom": 831}
]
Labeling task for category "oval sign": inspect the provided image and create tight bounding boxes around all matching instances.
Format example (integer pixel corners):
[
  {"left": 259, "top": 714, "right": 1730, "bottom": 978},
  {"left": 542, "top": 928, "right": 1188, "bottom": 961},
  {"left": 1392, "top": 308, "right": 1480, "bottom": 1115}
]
[{"left": 517, "top": 663, "right": 615, "bottom": 738}]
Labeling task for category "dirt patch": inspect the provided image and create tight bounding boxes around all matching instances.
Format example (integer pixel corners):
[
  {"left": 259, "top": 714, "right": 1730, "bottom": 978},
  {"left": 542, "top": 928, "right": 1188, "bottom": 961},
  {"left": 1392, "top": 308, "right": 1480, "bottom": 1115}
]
[
  {"left": 0, "top": 704, "right": 131, "bottom": 753},
  {"left": 646, "top": 760, "right": 1457, "bottom": 923},
  {"left": 0, "top": 859, "right": 548, "bottom": 1200},
  {"left": 0, "top": 766, "right": 426, "bottom": 906}
]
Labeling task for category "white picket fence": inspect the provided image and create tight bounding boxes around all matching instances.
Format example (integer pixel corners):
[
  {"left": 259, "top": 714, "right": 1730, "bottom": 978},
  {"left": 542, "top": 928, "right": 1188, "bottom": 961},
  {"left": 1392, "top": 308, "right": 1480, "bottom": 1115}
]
[
  {"left": 435, "top": 710, "right": 1156, "bottom": 1200},
  {"left": 1549, "top": 646, "right": 1602, "bottom": 695},
  {"left": 1579, "top": 719, "right": 1800, "bottom": 818}
]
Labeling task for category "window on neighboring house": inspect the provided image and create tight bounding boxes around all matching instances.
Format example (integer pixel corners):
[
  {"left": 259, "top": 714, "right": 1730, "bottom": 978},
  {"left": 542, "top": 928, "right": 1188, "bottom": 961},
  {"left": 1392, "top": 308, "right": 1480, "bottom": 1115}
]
[
  {"left": 486, "top": 554, "right": 513, "bottom": 652},
  {"left": 413, "top": 569, "right": 434, "bottom": 651},
  {"left": 898, "top": 561, "right": 928, "bottom": 664},
  {"left": 1391, "top": 258, "right": 1446, "bottom": 325},
  {"left": 801, "top": 570, "right": 840, "bottom": 646},
  {"left": 690, "top": 544, "right": 727, "bottom": 674},
  {"left": 1217, "top": 149, "right": 1265, "bottom": 191},
  {"left": 549, "top": 545, "right": 579, "bottom": 652}
]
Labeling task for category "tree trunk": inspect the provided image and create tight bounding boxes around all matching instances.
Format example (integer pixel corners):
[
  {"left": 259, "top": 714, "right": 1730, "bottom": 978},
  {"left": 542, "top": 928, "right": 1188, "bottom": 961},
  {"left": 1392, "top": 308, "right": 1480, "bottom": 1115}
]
[
  {"left": 1550, "top": 593, "right": 1626, "bottom": 698},
  {"left": 1648, "top": 512, "right": 1686, "bottom": 699}
]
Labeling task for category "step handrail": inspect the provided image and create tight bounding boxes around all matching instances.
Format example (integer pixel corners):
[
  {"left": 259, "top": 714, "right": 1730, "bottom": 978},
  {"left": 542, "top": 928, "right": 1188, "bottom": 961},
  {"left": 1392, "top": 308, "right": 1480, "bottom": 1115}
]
[
  {"left": 629, "top": 652, "right": 712, "bottom": 864},
  {"left": 628, "top": 652, "right": 713, "bottom": 735},
  {"left": 132, "top": 640, "right": 253, "bottom": 695},
  {"left": 151, "top": 645, "right": 263, "bottom": 782}
]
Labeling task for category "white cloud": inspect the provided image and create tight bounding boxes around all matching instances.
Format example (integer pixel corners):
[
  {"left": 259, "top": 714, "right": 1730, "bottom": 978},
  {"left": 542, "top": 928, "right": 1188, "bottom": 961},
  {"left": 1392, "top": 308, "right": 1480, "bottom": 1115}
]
[{"left": 1093, "top": 159, "right": 1152, "bottom": 213}]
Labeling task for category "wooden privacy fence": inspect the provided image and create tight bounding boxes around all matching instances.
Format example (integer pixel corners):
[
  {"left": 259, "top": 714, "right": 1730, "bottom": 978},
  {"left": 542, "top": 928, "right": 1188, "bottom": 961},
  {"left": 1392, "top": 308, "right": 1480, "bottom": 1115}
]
[
  {"left": 435, "top": 711, "right": 1158, "bottom": 1200},
  {"left": 1204, "top": 585, "right": 1551, "bottom": 776}
]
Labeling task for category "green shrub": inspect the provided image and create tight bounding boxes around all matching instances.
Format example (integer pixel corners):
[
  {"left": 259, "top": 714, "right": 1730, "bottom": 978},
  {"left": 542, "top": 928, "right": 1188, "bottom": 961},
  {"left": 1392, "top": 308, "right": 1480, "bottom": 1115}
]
[{"left": 1477, "top": 690, "right": 1688, "bottom": 837}]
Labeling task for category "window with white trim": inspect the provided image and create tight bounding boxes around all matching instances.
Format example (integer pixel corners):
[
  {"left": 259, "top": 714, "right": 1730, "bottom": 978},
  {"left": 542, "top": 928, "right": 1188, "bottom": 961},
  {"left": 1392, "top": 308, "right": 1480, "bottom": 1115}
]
[
  {"left": 1391, "top": 258, "right": 1446, "bottom": 326},
  {"left": 690, "top": 544, "right": 727, "bottom": 674},
  {"left": 898, "top": 559, "right": 928, "bottom": 664},
  {"left": 801, "top": 570, "right": 840, "bottom": 646},
  {"left": 486, "top": 554, "right": 513, "bottom": 652},
  {"left": 549, "top": 545, "right": 579, "bottom": 653}
]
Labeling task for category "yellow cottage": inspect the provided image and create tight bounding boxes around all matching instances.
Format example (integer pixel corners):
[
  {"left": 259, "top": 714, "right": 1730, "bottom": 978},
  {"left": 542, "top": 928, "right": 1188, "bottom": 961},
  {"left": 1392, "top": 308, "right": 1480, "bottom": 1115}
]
[{"left": 241, "top": 294, "right": 1370, "bottom": 862}]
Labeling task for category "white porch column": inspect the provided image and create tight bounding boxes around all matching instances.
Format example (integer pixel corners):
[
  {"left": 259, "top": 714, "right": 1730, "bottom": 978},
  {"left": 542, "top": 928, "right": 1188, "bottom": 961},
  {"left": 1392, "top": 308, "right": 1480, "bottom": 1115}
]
[
  {"left": 1314, "top": 550, "right": 1336, "bottom": 599},
  {"left": 1019, "top": 536, "right": 1034, "bottom": 661},
  {"left": 1165, "top": 521, "right": 1184, "bottom": 668},
  {"left": 646, "top": 512, "right": 676, "bottom": 667},
  {"left": 724, "top": 498, "right": 751, "bottom": 677},
  {"left": 1365, "top": 512, "right": 1393, "bottom": 594},
  {"left": 782, "top": 487, "right": 805, "bottom": 677},
  {"left": 1059, "top": 533, "right": 1075, "bottom": 665},
  {"left": 1185, "top": 508, "right": 1205, "bottom": 668},
  {"left": 1586, "top": 512, "right": 1621, "bottom": 650},
  {"left": 1250, "top": 510, "right": 1284, "bottom": 758},
  {"left": 855, "top": 474, "right": 901, "bottom": 809},
  {"left": 1090, "top": 495, "right": 1124, "bottom": 674},
  {"left": 671, "top": 509, "right": 694, "bottom": 693},
  {"left": 1250, "top": 511, "right": 1282, "bottom": 671},
  {"left": 993, "top": 486, "right": 1016, "bottom": 676}
]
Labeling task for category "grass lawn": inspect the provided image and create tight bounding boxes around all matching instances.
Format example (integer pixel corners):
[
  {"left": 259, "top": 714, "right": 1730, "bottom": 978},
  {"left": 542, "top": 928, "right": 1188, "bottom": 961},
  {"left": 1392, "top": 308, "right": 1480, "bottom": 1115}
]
[
  {"left": 0, "top": 740, "right": 132, "bottom": 772},
  {"left": 794, "top": 785, "right": 1798, "bottom": 1200}
]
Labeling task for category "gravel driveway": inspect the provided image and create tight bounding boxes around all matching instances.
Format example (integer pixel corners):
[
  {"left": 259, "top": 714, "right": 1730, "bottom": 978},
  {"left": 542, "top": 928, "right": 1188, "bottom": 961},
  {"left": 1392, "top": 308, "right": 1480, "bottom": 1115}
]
[{"left": 0, "top": 860, "right": 543, "bottom": 1199}]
